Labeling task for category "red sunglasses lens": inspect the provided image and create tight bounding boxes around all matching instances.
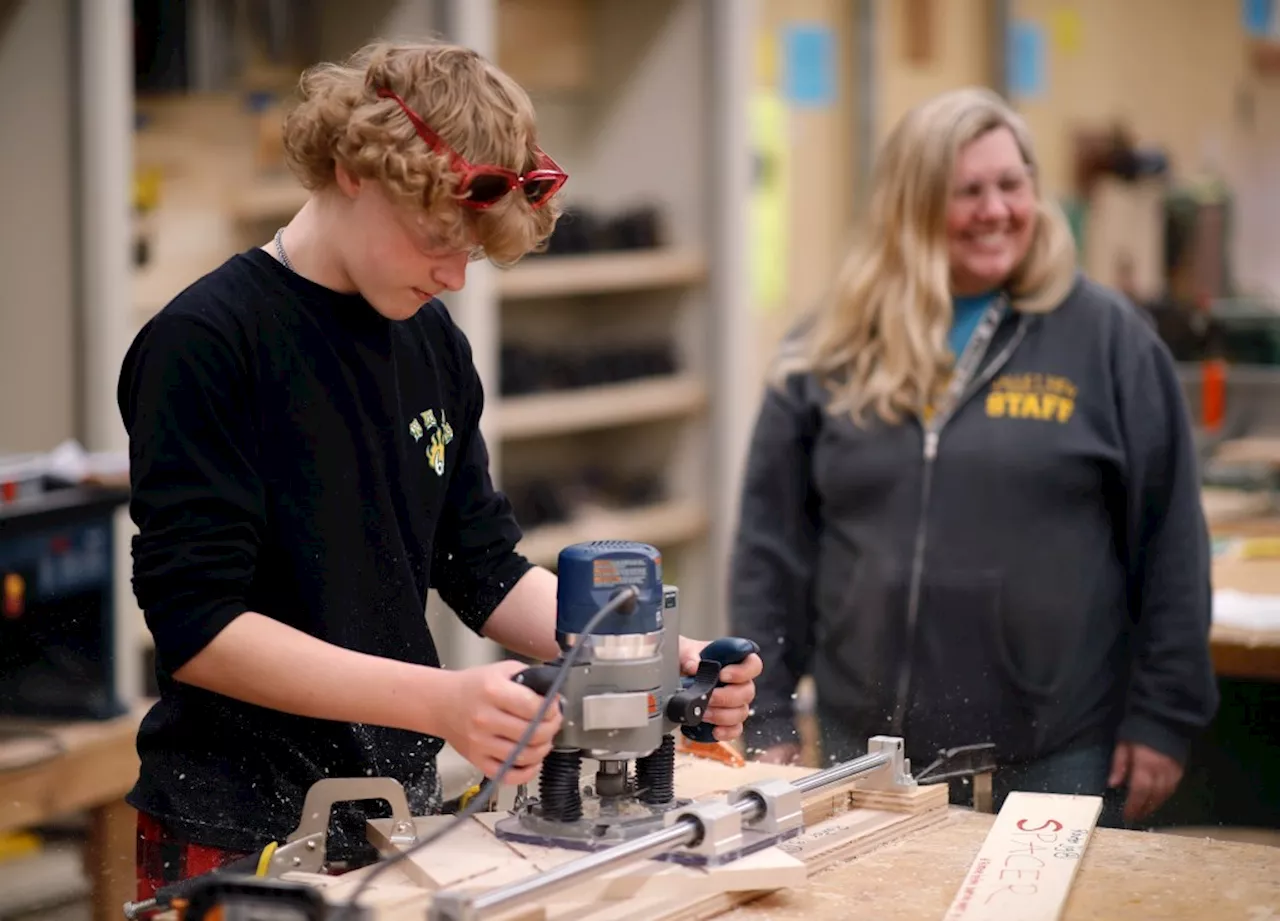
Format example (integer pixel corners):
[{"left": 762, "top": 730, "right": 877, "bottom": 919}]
[
  {"left": 465, "top": 173, "right": 513, "bottom": 205},
  {"left": 523, "top": 178, "right": 560, "bottom": 205}
]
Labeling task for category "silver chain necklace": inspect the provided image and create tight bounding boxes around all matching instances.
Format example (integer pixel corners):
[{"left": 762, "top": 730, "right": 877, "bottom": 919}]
[{"left": 273, "top": 227, "right": 296, "bottom": 273}]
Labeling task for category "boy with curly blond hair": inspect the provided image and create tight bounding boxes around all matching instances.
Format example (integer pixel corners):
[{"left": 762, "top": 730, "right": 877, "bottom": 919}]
[{"left": 119, "top": 39, "right": 760, "bottom": 900}]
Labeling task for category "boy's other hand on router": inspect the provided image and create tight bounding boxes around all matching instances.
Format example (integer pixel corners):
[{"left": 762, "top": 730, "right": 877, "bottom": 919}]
[{"left": 677, "top": 637, "right": 763, "bottom": 742}]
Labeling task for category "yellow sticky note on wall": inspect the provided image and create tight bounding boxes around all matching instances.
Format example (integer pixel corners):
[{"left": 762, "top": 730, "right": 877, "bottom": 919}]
[
  {"left": 1242, "top": 537, "right": 1280, "bottom": 560},
  {"left": 750, "top": 89, "right": 789, "bottom": 314},
  {"left": 1049, "top": 8, "right": 1082, "bottom": 55}
]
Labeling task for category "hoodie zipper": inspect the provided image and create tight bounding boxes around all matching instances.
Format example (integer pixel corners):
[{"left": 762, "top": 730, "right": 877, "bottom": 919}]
[{"left": 888, "top": 316, "right": 1028, "bottom": 737}]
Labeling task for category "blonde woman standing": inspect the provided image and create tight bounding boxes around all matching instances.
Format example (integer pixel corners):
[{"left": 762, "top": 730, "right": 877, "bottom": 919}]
[{"left": 730, "top": 87, "right": 1216, "bottom": 828}]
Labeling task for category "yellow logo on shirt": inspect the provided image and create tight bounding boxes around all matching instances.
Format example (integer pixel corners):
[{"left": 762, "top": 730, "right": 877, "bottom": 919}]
[
  {"left": 408, "top": 409, "right": 455, "bottom": 476},
  {"left": 985, "top": 373, "right": 1077, "bottom": 424}
]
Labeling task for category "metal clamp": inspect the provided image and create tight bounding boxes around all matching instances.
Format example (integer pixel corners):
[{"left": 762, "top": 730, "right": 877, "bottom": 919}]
[
  {"left": 664, "top": 800, "right": 743, "bottom": 864},
  {"left": 915, "top": 741, "right": 998, "bottom": 813},
  {"left": 914, "top": 742, "right": 997, "bottom": 785},
  {"left": 727, "top": 778, "right": 804, "bottom": 837},
  {"left": 269, "top": 777, "right": 419, "bottom": 875},
  {"left": 855, "top": 736, "right": 917, "bottom": 792}
]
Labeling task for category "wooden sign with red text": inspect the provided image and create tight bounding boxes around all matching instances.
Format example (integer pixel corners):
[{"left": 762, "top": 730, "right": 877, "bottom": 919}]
[{"left": 943, "top": 792, "right": 1103, "bottom": 921}]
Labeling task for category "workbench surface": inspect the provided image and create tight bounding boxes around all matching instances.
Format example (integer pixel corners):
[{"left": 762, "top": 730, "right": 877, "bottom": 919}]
[
  {"left": 719, "top": 809, "right": 1280, "bottom": 921},
  {"left": 1208, "top": 507, "right": 1280, "bottom": 681},
  {"left": 1, "top": 707, "right": 143, "bottom": 921}
]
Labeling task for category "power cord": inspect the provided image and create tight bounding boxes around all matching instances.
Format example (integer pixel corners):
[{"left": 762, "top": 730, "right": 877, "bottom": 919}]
[{"left": 337, "top": 584, "right": 640, "bottom": 914}]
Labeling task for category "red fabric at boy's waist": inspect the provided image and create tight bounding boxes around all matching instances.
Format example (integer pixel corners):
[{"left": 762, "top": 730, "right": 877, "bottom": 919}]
[{"left": 135, "top": 811, "right": 253, "bottom": 902}]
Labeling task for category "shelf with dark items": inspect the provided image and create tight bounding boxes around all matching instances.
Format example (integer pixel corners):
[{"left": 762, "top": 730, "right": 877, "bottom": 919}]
[
  {"left": 498, "top": 203, "right": 707, "bottom": 299},
  {"left": 516, "top": 498, "right": 708, "bottom": 570},
  {"left": 493, "top": 195, "right": 710, "bottom": 586},
  {"left": 508, "top": 463, "right": 666, "bottom": 528},
  {"left": 432, "top": 0, "right": 735, "bottom": 657},
  {"left": 495, "top": 373, "right": 706, "bottom": 440},
  {"left": 495, "top": 273, "right": 710, "bottom": 597},
  {"left": 499, "top": 336, "right": 680, "bottom": 393},
  {"left": 497, "top": 369, "right": 710, "bottom": 572}
]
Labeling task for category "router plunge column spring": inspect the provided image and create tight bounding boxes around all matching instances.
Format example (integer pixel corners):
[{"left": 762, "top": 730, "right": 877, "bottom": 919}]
[
  {"left": 539, "top": 750, "right": 583, "bottom": 822},
  {"left": 634, "top": 734, "right": 675, "bottom": 806}
]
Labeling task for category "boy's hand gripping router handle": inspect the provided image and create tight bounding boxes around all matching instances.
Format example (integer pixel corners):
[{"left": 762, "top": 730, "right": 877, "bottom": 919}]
[
  {"left": 511, "top": 664, "right": 559, "bottom": 697},
  {"left": 666, "top": 636, "right": 760, "bottom": 743}
]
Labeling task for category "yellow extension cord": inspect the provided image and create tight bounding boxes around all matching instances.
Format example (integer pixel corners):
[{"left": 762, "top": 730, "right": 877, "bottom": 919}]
[{"left": 255, "top": 841, "right": 279, "bottom": 876}]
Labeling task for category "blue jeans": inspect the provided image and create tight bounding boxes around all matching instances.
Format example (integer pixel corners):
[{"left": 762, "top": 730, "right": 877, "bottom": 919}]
[
  {"left": 966, "top": 744, "right": 1127, "bottom": 829},
  {"left": 817, "top": 718, "right": 1127, "bottom": 829}
]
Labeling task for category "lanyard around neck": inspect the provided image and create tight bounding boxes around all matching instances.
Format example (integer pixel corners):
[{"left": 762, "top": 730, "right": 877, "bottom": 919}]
[{"left": 927, "top": 294, "right": 1008, "bottom": 431}]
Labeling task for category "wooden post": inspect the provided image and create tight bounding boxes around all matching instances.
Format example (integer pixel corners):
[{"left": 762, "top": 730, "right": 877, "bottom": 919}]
[{"left": 86, "top": 799, "right": 137, "bottom": 921}]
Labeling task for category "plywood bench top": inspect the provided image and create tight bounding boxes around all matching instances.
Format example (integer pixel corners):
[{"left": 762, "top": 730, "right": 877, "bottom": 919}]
[{"left": 716, "top": 808, "right": 1280, "bottom": 921}]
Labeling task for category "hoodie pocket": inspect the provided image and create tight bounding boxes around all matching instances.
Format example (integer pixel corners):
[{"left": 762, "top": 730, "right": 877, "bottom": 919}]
[
  {"left": 905, "top": 569, "right": 1072, "bottom": 760},
  {"left": 810, "top": 555, "right": 909, "bottom": 727}
]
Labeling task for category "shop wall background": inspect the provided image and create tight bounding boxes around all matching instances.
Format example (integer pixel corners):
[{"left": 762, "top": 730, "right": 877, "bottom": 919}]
[
  {"left": 0, "top": 0, "right": 77, "bottom": 453},
  {"left": 867, "top": 0, "right": 1278, "bottom": 298}
]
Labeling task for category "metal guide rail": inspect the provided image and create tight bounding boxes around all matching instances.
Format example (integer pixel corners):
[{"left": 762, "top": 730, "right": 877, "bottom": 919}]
[{"left": 427, "top": 736, "right": 914, "bottom": 921}]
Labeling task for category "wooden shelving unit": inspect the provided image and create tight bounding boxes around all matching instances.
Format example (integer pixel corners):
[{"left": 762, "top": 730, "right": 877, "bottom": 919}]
[
  {"left": 516, "top": 498, "right": 710, "bottom": 569},
  {"left": 130, "top": 105, "right": 310, "bottom": 326},
  {"left": 228, "top": 178, "right": 310, "bottom": 223},
  {"left": 433, "top": 0, "right": 753, "bottom": 663},
  {"left": 498, "top": 247, "right": 708, "bottom": 299}
]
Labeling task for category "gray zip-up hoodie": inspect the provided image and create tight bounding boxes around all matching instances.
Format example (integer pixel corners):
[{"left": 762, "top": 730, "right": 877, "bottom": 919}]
[{"left": 730, "top": 274, "right": 1218, "bottom": 766}]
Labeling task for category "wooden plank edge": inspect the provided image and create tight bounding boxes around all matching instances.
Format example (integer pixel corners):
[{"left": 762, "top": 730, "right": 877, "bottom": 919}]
[
  {"left": 849, "top": 782, "right": 951, "bottom": 813},
  {"left": 804, "top": 776, "right": 950, "bottom": 824}
]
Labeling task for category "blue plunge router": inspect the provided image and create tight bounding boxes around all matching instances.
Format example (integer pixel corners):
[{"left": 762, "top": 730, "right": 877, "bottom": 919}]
[{"left": 495, "top": 540, "right": 760, "bottom": 862}]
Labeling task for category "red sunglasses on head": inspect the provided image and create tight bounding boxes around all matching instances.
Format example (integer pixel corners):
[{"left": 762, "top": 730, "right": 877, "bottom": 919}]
[{"left": 377, "top": 87, "right": 567, "bottom": 210}]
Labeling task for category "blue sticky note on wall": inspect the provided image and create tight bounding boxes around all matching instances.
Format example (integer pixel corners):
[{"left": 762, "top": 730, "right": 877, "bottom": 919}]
[
  {"left": 1007, "top": 20, "right": 1046, "bottom": 99},
  {"left": 1243, "top": 0, "right": 1274, "bottom": 37},
  {"left": 783, "top": 23, "right": 835, "bottom": 108}
]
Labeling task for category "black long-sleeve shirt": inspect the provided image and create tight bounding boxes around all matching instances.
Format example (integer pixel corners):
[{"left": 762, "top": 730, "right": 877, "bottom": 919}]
[{"left": 118, "top": 247, "right": 531, "bottom": 859}]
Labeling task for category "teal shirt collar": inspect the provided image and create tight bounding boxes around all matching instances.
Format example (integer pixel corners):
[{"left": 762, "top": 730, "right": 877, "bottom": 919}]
[{"left": 949, "top": 290, "right": 1000, "bottom": 356}]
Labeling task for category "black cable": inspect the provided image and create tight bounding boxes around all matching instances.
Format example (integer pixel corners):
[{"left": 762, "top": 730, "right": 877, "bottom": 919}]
[{"left": 336, "top": 584, "right": 640, "bottom": 914}]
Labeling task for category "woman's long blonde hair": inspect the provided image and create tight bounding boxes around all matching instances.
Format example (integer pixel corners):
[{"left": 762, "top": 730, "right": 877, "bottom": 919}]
[{"left": 775, "top": 87, "right": 1077, "bottom": 426}]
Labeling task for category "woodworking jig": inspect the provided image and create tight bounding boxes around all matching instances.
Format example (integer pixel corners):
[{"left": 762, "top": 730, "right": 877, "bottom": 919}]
[
  {"left": 120, "top": 540, "right": 969, "bottom": 921},
  {"left": 126, "top": 736, "right": 953, "bottom": 921}
]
